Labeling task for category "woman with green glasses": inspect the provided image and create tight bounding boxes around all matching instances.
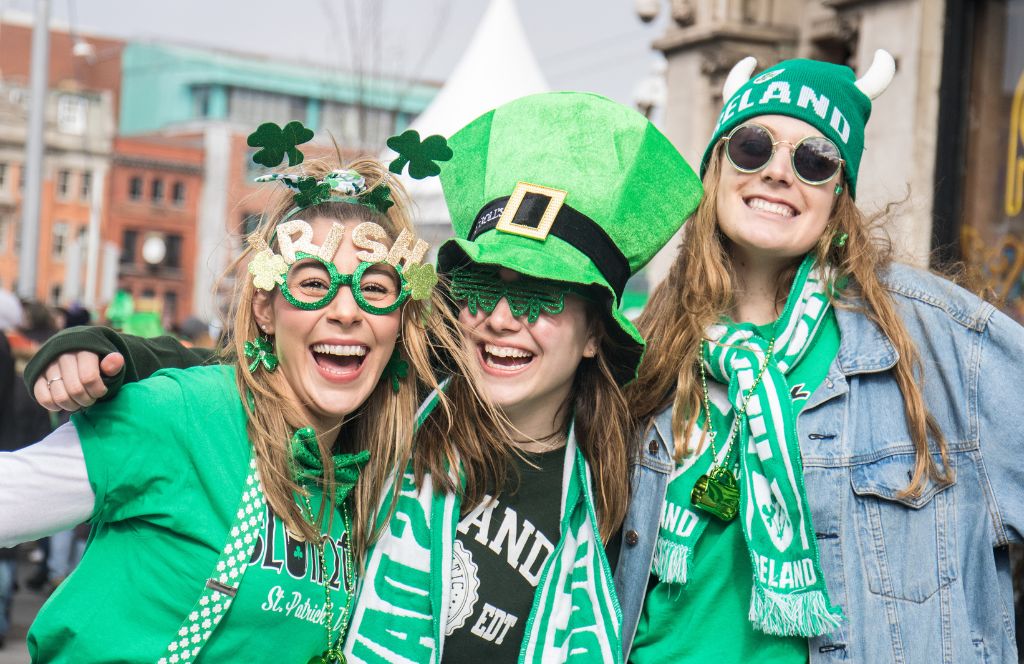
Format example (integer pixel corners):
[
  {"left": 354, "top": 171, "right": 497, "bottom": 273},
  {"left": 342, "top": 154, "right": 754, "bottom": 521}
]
[{"left": 0, "top": 148, "right": 509, "bottom": 662}]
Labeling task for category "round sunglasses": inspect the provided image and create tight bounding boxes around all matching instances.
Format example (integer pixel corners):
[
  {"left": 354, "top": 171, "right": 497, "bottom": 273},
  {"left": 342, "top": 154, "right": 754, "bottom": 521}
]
[
  {"left": 721, "top": 123, "right": 844, "bottom": 185},
  {"left": 280, "top": 252, "right": 409, "bottom": 315}
]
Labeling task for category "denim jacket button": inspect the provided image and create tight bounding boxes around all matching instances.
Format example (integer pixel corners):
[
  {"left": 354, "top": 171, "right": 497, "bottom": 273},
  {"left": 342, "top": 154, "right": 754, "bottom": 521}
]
[
  {"left": 625, "top": 530, "right": 640, "bottom": 546},
  {"left": 648, "top": 440, "right": 658, "bottom": 455}
]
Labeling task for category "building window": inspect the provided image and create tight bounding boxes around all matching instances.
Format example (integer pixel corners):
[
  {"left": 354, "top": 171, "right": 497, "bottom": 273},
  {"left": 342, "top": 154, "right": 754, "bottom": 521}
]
[
  {"left": 121, "top": 229, "right": 138, "bottom": 265},
  {"left": 52, "top": 221, "right": 69, "bottom": 259},
  {"left": 56, "top": 94, "right": 88, "bottom": 135},
  {"left": 0, "top": 214, "right": 10, "bottom": 253},
  {"left": 81, "top": 171, "right": 92, "bottom": 200},
  {"left": 57, "top": 169, "right": 72, "bottom": 199},
  {"left": 18, "top": 165, "right": 25, "bottom": 192},
  {"left": 0, "top": 163, "right": 7, "bottom": 192},
  {"left": 242, "top": 213, "right": 262, "bottom": 236},
  {"left": 171, "top": 181, "right": 186, "bottom": 207},
  {"left": 151, "top": 178, "right": 164, "bottom": 203},
  {"left": 141, "top": 288, "right": 156, "bottom": 299},
  {"left": 129, "top": 176, "right": 143, "bottom": 201},
  {"left": 193, "top": 85, "right": 212, "bottom": 119},
  {"left": 164, "top": 290, "right": 178, "bottom": 322},
  {"left": 165, "top": 234, "right": 183, "bottom": 269},
  {"left": 50, "top": 283, "right": 62, "bottom": 305}
]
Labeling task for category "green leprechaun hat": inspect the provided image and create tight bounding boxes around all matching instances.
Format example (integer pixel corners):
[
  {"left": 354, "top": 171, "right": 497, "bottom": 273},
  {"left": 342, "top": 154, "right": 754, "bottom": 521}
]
[{"left": 437, "top": 92, "right": 703, "bottom": 384}]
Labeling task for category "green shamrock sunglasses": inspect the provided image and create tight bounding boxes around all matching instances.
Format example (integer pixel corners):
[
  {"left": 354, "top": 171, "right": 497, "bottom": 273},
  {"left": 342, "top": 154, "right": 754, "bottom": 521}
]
[
  {"left": 281, "top": 252, "right": 409, "bottom": 315},
  {"left": 449, "top": 265, "right": 588, "bottom": 323}
]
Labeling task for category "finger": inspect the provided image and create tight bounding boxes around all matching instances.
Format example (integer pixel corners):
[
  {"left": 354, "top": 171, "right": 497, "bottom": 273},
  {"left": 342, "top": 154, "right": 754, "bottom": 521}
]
[
  {"left": 56, "top": 353, "right": 91, "bottom": 410},
  {"left": 75, "top": 351, "right": 108, "bottom": 403},
  {"left": 99, "top": 352, "right": 125, "bottom": 377},
  {"left": 43, "top": 366, "right": 78, "bottom": 413},
  {"left": 33, "top": 375, "right": 61, "bottom": 412}
]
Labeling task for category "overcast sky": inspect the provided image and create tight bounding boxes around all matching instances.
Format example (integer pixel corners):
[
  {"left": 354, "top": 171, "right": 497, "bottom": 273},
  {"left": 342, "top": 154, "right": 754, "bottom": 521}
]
[{"left": 0, "top": 0, "right": 668, "bottom": 105}]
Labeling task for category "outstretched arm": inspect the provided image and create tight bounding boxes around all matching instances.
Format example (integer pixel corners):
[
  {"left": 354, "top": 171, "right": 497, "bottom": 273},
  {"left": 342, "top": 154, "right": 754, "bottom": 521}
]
[{"left": 24, "top": 326, "right": 218, "bottom": 412}]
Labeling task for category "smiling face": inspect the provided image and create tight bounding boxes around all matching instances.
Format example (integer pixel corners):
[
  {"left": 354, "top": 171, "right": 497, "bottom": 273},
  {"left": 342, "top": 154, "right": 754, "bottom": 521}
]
[
  {"left": 457, "top": 268, "right": 597, "bottom": 437},
  {"left": 252, "top": 216, "right": 401, "bottom": 433},
  {"left": 716, "top": 114, "right": 839, "bottom": 268}
]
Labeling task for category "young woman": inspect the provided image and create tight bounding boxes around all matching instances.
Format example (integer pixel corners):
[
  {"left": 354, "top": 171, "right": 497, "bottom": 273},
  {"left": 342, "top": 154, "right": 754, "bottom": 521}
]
[
  {"left": 0, "top": 151, "right": 505, "bottom": 662},
  {"left": 618, "top": 51, "right": 1024, "bottom": 663},
  {"left": 23, "top": 93, "right": 704, "bottom": 662},
  {"left": 343, "top": 92, "right": 701, "bottom": 664}
]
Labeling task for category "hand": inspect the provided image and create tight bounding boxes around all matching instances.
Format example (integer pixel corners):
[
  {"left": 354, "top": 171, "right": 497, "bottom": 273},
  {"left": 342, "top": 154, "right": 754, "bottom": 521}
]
[{"left": 33, "top": 352, "right": 125, "bottom": 412}]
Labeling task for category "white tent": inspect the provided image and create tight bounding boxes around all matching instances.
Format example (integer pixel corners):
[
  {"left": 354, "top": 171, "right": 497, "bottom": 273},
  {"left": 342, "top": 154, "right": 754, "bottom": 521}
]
[{"left": 394, "top": 0, "right": 549, "bottom": 250}]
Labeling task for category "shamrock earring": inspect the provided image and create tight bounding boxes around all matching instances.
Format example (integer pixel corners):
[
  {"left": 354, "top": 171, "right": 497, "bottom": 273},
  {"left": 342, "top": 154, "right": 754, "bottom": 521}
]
[
  {"left": 244, "top": 332, "right": 278, "bottom": 374},
  {"left": 383, "top": 347, "right": 409, "bottom": 393},
  {"left": 832, "top": 231, "right": 849, "bottom": 248},
  {"left": 834, "top": 183, "right": 843, "bottom": 196}
]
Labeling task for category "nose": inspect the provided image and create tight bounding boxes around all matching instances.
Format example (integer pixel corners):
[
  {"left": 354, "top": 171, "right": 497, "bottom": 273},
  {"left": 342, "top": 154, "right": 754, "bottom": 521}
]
[
  {"left": 483, "top": 296, "right": 523, "bottom": 332},
  {"left": 760, "top": 142, "right": 795, "bottom": 185},
  {"left": 325, "top": 285, "right": 364, "bottom": 326}
]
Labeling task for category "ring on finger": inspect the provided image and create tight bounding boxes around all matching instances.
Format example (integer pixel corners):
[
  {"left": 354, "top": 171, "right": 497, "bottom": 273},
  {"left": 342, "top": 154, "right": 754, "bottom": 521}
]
[{"left": 46, "top": 376, "right": 64, "bottom": 388}]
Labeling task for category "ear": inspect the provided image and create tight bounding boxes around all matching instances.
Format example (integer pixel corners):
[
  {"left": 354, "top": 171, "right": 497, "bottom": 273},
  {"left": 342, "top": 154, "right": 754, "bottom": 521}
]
[
  {"left": 252, "top": 290, "right": 276, "bottom": 335},
  {"left": 582, "top": 334, "right": 599, "bottom": 359}
]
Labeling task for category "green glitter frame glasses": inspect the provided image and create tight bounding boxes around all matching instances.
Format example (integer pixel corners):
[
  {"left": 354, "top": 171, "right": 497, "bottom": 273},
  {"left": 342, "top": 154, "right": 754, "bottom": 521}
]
[
  {"left": 449, "top": 264, "right": 588, "bottom": 323},
  {"left": 281, "top": 251, "right": 409, "bottom": 315}
]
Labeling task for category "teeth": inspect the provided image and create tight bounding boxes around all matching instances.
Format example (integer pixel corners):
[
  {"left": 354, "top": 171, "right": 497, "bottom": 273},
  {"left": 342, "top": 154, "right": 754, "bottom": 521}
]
[
  {"left": 748, "top": 197, "right": 796, "bottom": 217},
  {"left": 484, "top": 343, "right": 532, "bottom": 359},
  {"left": 311, "top": 343, "right": 367, "bottom": 356}
]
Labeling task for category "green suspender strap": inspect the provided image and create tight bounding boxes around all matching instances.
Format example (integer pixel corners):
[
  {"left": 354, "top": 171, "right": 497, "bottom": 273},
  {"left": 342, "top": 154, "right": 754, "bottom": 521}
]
[{"left": 157, "top": 458, "right": 265, "bottom": 664}]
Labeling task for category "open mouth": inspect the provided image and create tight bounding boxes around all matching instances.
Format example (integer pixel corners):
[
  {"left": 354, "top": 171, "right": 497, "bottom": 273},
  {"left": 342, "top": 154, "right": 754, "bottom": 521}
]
[
  {"left": 310, "top": 343, "right": 368, "bottom": 376},
  {"left": 480, "top": 342, "right": 534, "bottom": 371},
  {"left": 745, "top": 196, "right": 798, "bottom": 218}
]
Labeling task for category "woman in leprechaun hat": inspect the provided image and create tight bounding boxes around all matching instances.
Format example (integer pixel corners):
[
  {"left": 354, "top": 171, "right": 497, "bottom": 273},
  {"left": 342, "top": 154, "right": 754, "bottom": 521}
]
[
  {"left": 343, "top": 91, "right": 701, "bottom": 664},
  {"left": 0, "top": 131, "right": 511, "bottom": 662},
  {"left": 621, "top": 50, "right": 1024, "bottom": 663}
]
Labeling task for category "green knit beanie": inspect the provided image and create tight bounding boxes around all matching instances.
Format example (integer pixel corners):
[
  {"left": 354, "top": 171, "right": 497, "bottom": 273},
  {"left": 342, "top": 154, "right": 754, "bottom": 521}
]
[{"left": 701, "top": 51, "right": 895, "bottom": 197}]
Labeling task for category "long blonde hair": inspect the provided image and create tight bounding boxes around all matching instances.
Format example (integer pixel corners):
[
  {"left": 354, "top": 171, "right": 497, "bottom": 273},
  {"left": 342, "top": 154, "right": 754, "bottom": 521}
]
[
  {"left": 628, "top": 145, "right": 952, "bottom": 498},
  {"left": 220, "top": 158, "right": 507, "bottom": 561}
]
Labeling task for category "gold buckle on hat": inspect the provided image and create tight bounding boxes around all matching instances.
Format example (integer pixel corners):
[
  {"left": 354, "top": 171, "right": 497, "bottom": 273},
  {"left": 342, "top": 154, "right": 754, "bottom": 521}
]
[{"left": 495, "top": 181, "right": 567, "bottom": 241}]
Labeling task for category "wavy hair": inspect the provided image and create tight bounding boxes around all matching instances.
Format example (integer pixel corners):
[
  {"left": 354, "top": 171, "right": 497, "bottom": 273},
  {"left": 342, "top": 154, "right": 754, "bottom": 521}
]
[{"left": 627, "top": 145, "right": 952, "bottom": 498}]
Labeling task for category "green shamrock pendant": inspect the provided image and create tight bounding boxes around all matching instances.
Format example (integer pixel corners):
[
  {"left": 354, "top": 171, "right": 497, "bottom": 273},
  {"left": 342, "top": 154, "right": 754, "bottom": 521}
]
[
  {"left": 306, "top": 648, "right": 346, "bottom": 664},
  {"left": 691, "top": 465, "right": 740, "bottom": 521}
]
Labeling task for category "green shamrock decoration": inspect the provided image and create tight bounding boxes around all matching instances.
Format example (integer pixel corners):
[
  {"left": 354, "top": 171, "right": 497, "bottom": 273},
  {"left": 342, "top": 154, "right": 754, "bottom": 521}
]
[
  {"left": 361, "top": 183, "right": 394, "bottom": 214},
  {"left": 247, "top": 121, "right": 315, "bottom": 168},
  {"left": 293, "top": 545, "right": 303, "bottom": 559},
  {"left": 384, "top": 347, "right": 409, "bottom": 393},
  {"left": 292, "top": 176, "right": 333, "bottom": 208},
  {"left": 387, "top": 130, "right": 453, "bottom": 180},
  {"left": 244, "top": 336, "right": 279, "bottom": 373},
  {"left": 403, "top": 263, "right": 438, "bottom": 301}
]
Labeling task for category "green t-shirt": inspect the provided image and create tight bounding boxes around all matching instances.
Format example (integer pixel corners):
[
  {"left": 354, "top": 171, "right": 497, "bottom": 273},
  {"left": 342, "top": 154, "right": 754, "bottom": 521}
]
[
  {"left": 630, "top": 311, "right": 840, "bottom": 663},
  {"left": 29, "top": 365, "right": 351, "bottom": 663}
]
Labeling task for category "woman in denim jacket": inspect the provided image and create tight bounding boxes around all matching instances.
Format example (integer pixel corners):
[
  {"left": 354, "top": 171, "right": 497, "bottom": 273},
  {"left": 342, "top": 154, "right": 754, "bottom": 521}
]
[{"left": 615, "top": 51, "right": 1024, "bottom": 663}]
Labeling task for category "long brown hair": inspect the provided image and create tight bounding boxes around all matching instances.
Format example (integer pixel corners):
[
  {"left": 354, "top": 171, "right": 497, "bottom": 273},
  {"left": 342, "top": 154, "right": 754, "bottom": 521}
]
[
  {"left": 415, "top": 296, "right": 633, "bottom": 542},
  {"left": 220, "top": 158, "right": 508, "bottom": 562},
  {"left": 628, "top": 145, "right": 952, "bottom": 498}
]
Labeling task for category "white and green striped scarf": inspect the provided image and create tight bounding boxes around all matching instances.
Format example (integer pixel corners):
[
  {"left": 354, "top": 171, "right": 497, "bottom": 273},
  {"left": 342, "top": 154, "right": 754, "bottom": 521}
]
[
  {"left": 653, "top": 255, "right": 844, "bottom": 636},
  {"left": 344, "top": 418, "right": 622, "bottom": 663}
]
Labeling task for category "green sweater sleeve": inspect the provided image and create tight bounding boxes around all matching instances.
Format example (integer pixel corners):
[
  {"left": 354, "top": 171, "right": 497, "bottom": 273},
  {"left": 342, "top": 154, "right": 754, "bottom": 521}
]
[{"left": 23, "top": 326, "right": 220, "bottom": 401}]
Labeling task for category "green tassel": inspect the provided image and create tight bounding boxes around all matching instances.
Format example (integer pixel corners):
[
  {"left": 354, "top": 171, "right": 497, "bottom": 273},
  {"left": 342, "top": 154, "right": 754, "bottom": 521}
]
[
  {"left": 748, "top": 585, "right": 844, "bottom": 637},
  {"left": 651, "top": 537, "right": 691, "bottom": 585}
]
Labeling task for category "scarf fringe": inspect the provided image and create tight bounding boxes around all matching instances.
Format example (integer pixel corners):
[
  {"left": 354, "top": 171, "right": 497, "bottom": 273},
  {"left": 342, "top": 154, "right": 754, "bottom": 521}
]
[
  {"left": 749, "top": 585, "right": 843, "bottom": 637},
  {"left": 652, "top": 537, "right": 691, "bottom": 585}
]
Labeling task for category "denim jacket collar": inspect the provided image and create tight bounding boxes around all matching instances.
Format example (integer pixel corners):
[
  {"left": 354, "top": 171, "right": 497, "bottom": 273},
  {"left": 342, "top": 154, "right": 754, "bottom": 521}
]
[{"left": 834, "top": 303, "right": 898, "bottom": 375}]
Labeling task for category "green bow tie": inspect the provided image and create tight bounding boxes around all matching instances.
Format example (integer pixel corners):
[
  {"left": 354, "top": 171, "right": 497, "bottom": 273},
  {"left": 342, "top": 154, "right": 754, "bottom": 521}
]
[{"left": 290, "top": 427, "right": 370, "bottom": 503}]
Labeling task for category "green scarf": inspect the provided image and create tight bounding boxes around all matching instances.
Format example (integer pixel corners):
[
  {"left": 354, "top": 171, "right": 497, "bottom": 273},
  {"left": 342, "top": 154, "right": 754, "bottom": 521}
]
[
  {"left": 653, "top": 255, "right": 844, "bottom": 636},
  {"left": 343, "top": 413, "right": 622, "bottom": 663}
]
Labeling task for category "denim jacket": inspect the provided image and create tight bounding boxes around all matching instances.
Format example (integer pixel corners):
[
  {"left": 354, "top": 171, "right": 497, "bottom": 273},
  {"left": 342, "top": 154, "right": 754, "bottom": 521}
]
[{"left": 614, "top": 264, "right": 1024, "bottom": 663}]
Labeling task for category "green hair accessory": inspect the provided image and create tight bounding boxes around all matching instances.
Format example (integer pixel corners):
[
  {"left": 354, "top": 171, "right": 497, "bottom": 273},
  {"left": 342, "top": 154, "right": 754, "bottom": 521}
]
[
  {"left": 383, "top": 347, "right": 409, "bottom": 393},
  {"left": 248, "top": 121, "right": 314, "bottom": 168},
  {"left": 387, "top": 129, "right": 453, "bottom": 180}
]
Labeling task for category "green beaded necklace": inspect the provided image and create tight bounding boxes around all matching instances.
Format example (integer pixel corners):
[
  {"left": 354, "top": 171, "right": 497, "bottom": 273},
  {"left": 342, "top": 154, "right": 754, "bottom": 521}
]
[{"left": 300, "top": 493, "right": 355, "bottom": 664}]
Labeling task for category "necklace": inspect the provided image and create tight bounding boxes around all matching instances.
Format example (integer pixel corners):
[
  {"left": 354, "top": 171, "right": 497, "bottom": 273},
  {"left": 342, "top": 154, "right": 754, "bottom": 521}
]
[
  {"left": 690, "top": 336, "right": 775, "bottom": 521},
  {"left": 300, "top": 492, "right": 355, "bottom": 664}
]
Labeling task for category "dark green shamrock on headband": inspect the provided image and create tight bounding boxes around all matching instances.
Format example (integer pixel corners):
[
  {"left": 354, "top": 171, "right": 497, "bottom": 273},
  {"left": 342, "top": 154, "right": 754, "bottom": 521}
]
[
  {"left": 248, "top": 121, "right": 315, "bottom": 168},
  {"left": 362, "top": 183, "right": 395, "bottom": 214},
  {"left": 387, "top": 130, "right": 453, "bottom": 180},
  {"left": 291, "top": 176, "right": 333, "bottom": 208}
]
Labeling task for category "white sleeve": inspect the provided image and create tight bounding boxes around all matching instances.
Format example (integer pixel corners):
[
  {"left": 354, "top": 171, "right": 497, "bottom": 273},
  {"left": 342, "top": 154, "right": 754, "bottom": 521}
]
[{"left": 0, "top": 421, "right": 95, "bottom": 547}]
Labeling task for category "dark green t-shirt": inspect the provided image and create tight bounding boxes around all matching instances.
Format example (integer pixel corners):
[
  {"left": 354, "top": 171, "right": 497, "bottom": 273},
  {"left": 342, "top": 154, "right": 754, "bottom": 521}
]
[{"left": 442, "top": 447, "right": 564, "bottom": 662}]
